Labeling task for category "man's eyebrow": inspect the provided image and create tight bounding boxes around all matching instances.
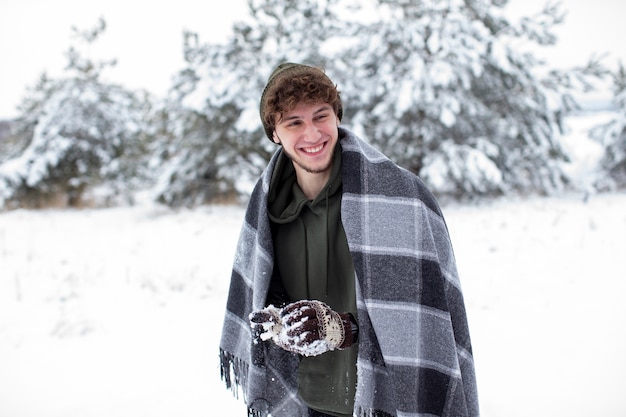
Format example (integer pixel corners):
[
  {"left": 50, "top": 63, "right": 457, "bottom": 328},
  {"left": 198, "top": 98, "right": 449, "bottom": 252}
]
[
  {"left": 282, "top": 114, "right": 302, "bottom": 122},
  {"left": 315, "top": 105, "right": 333, "bottom": 114},
  {"left": 281, "top": 105, "right": 332, "bottom": 122}
]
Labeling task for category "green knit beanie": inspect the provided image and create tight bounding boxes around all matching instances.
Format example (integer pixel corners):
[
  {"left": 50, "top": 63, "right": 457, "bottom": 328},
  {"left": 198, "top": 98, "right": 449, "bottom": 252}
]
[{"left": 259, "top": 62, "right": 343, "bottom": 141}]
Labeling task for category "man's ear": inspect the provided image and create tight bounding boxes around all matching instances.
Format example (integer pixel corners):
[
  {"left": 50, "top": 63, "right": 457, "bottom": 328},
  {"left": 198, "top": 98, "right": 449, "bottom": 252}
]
[{"left": 272, "top": 131, "right": 281, "bottom": 144}]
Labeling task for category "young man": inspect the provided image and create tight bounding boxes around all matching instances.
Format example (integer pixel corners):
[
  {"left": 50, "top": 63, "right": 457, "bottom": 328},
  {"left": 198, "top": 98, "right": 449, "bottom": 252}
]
[{"left": 219, "top": 63, "right": 479, "bottom": 417}]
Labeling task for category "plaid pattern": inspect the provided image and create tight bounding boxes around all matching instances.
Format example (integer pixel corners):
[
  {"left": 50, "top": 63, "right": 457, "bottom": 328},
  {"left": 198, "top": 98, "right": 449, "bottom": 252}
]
[{"left": 220, "top": 127, "right": 479, "bottom": 417}]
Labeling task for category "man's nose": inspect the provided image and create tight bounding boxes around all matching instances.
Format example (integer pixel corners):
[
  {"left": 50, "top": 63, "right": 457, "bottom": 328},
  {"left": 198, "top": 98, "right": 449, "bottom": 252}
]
[{"left": 304, "top": 121, "right": 322, "bottom": 141}]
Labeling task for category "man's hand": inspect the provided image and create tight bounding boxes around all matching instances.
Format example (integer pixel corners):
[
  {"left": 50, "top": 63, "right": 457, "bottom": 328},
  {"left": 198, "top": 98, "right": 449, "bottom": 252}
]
[{"left": 249, "top": 300, "right": 355, "bottom": 356}]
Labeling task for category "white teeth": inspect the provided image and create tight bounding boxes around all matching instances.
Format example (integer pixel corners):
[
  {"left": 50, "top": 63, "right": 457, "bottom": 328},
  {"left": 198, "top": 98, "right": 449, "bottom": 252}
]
[{"left": 303, "top": 144, "right": 323, "bottom": 153}]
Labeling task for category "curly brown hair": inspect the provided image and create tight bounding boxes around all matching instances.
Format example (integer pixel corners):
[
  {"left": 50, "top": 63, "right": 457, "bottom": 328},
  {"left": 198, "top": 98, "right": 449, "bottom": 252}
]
[{"left": 260, "top": 63, "right": 343, "bottom": 140}]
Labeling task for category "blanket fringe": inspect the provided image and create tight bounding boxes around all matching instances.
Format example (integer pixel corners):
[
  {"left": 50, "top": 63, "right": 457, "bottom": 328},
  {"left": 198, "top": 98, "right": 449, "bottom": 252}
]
[
  {"left": 247, "top": 408, "right": 264, "bottom": 417},
  {"left": 220, "top": 348, "right": 250, "bottom": 400},
  {"left": 355, "top": 406, "right": 394, "bottom": 417},
  {"left": 220, "top": 348, "right": 272, "bottom": 417}
]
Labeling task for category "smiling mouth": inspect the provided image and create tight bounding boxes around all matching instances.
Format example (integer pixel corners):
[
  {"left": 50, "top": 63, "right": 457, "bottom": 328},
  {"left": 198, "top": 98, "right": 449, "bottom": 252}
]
[{"left": 302, "top": 143, "right": 324, "bottom": 154}]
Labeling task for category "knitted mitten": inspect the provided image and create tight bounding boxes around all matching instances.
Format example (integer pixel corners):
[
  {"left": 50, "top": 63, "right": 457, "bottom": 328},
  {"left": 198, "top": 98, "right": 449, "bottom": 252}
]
[{"left": 278, "top": 300, "right": 354, "bottom": 356}]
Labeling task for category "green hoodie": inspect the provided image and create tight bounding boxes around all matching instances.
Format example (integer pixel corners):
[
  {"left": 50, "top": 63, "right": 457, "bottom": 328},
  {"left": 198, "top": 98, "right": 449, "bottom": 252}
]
[{"left": 267, "top": 145, "right": 357, "bottom": 417}]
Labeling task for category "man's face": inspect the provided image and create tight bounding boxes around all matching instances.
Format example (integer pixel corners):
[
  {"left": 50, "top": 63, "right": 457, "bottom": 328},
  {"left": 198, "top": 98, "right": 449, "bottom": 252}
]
[{"left": 272, "top": 102, "right": 339, "bottom": 177}]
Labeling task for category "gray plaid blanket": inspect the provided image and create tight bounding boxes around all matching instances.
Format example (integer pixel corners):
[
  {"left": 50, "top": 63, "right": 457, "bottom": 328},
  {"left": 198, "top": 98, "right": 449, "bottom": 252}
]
[{"left": 220, "top": 127, "right": 479, "bottom": 417}]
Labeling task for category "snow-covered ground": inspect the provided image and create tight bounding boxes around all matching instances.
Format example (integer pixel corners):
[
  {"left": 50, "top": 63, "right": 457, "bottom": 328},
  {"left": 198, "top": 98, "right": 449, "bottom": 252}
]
[
  {"left": 1, "top": 113, "right": 625, "bottom": 417},
  {"left": 1, "top": 192, "right": 624, "bottom": 417}
]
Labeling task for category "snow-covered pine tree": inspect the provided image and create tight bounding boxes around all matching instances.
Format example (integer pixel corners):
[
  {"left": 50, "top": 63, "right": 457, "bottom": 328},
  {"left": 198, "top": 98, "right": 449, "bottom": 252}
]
[
  {"left": 157, "top": 0, "right": 606, "bottom": 203},
  {"left": 0, "top": 19, "right": 153, "bottom": 209},
  {"left": 154, "top": 0, "right": 349, "bottom": 206},
  {"left": 152, "top": 30, "right": 263, "bottom": 207},
  {"left": 591, "top": 63, "right": 626, "bottom": 189},
  {"left": 331, "top": 0, "right": 607, "bottom": 198}
]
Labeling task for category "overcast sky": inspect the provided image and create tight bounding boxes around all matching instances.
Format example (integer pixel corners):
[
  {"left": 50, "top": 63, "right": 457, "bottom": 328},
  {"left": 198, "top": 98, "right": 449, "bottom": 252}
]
[{"left": 1, "top": 0, "right": 624, "bottom": 120}]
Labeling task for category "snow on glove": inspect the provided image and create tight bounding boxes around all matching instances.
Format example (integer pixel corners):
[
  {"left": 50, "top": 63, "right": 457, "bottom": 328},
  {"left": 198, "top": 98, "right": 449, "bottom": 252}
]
[
  {"left": 249, "top": 305, "right": 283, "bottom": 343},
  {"left": 279, "top": 300, "right": 354, "bottom": 357}
]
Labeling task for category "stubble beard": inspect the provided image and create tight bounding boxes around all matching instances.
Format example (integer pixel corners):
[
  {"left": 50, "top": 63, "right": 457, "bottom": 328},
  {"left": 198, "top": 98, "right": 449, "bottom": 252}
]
[{"left": 281, "top": 143, "right": 335, "bottom": 175}]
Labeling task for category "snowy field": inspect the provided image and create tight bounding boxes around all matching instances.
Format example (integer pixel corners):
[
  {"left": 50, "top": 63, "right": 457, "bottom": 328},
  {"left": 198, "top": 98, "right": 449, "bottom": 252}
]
[
  {"left": 1, "top": 192, "right": 625, "bottom": 417},
  {"left": 1, "top": 113, "right": 625, "bottom": 417}
]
